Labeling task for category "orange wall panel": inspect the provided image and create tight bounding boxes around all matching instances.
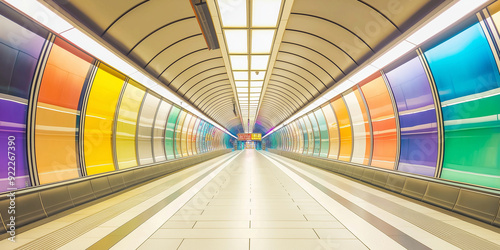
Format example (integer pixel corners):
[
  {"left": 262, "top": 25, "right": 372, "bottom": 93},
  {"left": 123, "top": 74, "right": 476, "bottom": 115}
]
[
  {"left": 360, "top": 75, "right": 397, "bottom": 169},
  {"left": 35, "top": 38, "right": 93, "bottom": 184},
  {"left": 331, "top": 98, "right": 352, "bottom": 162}
]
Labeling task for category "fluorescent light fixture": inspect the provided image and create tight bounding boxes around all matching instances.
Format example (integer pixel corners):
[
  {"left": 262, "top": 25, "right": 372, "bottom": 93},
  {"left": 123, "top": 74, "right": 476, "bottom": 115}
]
[
  {"left": 250, "top": 88, "right": 261, "bottom": 93},
  {"left": 371, "top": 41, "right": 416, "bottom": 69},
  {"left": 225, "top": 29, "right": 248, "bottom": 53},
  {"left": 252, "top": 0, "right": 282, "bottom": 27},
  {"left": 233, "top": 71, "right": 248, "bottom": 80},
  {"left": 406, "top": 0, "right": 489, "bottom": 45},
  {"left": 61, "top": 29, "right": 137, "bottom": 76},
  {"left": 251, "top": 71, "right": 265, "bottom": 80},
  {"left": 217, "top": 0, "right": 247, "bottom": 27},
  {"left": 348, "top": 64, "right": 379, "bottom": 84},
  {"left": 251, "top": 55, "right": 270, "bottom": 70},
  {"left": 230, "top": 55, "right": 248, "bottom": 70},
  {"left": 252, "top": 30, "right": 275, "bottom": 53},
  {"left": 250, "top": 81, "right": 264, "bottom": 87},
  {"left": 235, "top": 81, "right": 248, "bottom": 87},
  {"left": 237, "top": 88, "right": 249, "bottom": 93},
  {"left": 5, "top": 0, "right": 73, "bottom": 33}
]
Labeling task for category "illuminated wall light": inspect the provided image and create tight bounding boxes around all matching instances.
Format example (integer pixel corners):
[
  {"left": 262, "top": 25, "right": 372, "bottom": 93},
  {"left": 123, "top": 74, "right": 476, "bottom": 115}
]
[
  {"left": 406, "top": 0, "right": 489, "bottom": 45},
  {"left": 251, "top": 30, "right": 275, "bottom": 53},
  {"left": 251, "top": 55, "right": 270, "bottom": 70},
  {"left": 252, "top": 0, "right": 282, "bottom": 27},
  {"left": 348, "top": 65, "right": 379, "bottom": 84},
  {"left": 5, "top": 0, "right": 73, "bottom": 33},
  {"left": 61, "top": 29, "right": 138, "bottom": 76},
  {"left": 224, "top": 29, "right": 248, "bottom": 53},
  {"left": 230, "top": 55, "right": 249, "bottom": 70},
  {"left": 371, "top": 41, "right": 416, "bottom": 69}
]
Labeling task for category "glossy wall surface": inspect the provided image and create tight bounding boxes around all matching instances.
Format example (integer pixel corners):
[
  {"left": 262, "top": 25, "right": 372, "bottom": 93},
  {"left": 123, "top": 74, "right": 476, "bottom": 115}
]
[
  {"left": 0, "top": 9, "right": 47, "bottom": 190},
  {"left": 35, "top": 38, "right": 92, "bottom": 184},
  {"left": 424, "top": 17, "right": 500, "bottom": 188},
  {"left": 265, "top": 2, "right": 500, "bottom": 191},
  {"left": 0, "top": 3, "right": 232, "bottom": 194}
]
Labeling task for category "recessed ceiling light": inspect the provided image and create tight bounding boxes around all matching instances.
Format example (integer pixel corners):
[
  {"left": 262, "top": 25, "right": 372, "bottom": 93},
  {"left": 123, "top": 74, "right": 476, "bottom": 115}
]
[
  {"left": 225, "top": 29, "right": 248, "bottom": 53},
  {"left": 252, "top": 30, "right": 275, "bottom": 53},
  {"left": 252, "top": 0, "right": 282, "bottom": 27},
  {"left": 251, "top": 55, "right": 269, "bottom": 70},
  {"left": 230, "top": 55, "right": 248, "bottom": 70},
  {"left": 235, "top": 81, "right": 248, "bottom": 87},
  {"left": 233, "top": 71, "right": 248, "bottom": 80},
  {"left": 250, "top": 81, "right": 263, "bottom": 87},
  {"left": 217, "top": 0, "right": 247, "bottom": 27}
]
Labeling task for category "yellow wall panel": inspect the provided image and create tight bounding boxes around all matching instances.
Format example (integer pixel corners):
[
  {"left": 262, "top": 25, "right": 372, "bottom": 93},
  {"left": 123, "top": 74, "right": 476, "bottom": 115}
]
[
  {"left": 84, "top": 64, "right": 125, "bottom": 175},
  {"left": 175, "top": 111, "right": 187, "bottom": 158},
  {"left": 115, "top": 80, "right": 145, "bottom": 169},
  {"left": 181, "top": 114, "right": 192, "bottom": 157}
]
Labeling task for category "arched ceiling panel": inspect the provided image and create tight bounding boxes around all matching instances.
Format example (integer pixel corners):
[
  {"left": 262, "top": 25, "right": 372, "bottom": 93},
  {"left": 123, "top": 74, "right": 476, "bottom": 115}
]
[{"left": 102, "top": 1, "right": 195, "bottom": 53}]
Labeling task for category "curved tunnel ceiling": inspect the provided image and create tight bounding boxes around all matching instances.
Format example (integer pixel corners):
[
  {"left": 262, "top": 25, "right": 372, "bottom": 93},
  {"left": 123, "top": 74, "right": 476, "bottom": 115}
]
[
  {"left": 44, "top": 0, "right": 443, "bottom": 135},
  {"left": 255, "top": 0, "right": 443, "bottom": 134}
]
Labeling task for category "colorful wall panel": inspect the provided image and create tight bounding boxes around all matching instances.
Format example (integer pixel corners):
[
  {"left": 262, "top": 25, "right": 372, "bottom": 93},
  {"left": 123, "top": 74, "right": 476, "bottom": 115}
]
[
  {"left": 175, "top": 111, "right": 187, "bottom": 158},
  {"left": 384, "top": 54, "right": 438, "bottom": 177},
  {"left": 192, "top": 118, "right": 200, "bottom": 155},
  {"left": 137, "top": 93, "right": 161, "bottom": 165},
  {"left": 187, "top": 116, "right": 196, "bottom": 156},
  {"left": 84, "top": 64, "right": 126, "bottom": 175},
  {"left": 314, "top": 109, "right": 329, "bottom": 158},
  {"left": 343, "top": 89, "right": 370, "bottom": 164},
  {"left": 424, "top": 18, "right": 500, "bottom": 188},
  {"left": 360, "top": 74, "right": 397, "bottom": 169},
  {"left": 308, "top": 113, "right": 321, "bottom": 156},
  {"left": 321, "top": 104, "right": 339, "bottom": 159},
  {"left": 35, "top": 38, "right": 92, "bottom": 184},
  {"left": 181, "top": 113, "right": 192, "bottom": 157},
  {"left": 115, "top": 80, "right": 145, "bottom": 169},
  {"left": 331, "top": 98, "right": 352, "bottom": 162},
  {"left": 0, "top": 12, "right": 46, "bottom": 191},
  {"left": 165, "top": 106, "right": 180, "bottom": 159},
  {"left": 153, "top": 101, "right": 171, "bottom": 162}
]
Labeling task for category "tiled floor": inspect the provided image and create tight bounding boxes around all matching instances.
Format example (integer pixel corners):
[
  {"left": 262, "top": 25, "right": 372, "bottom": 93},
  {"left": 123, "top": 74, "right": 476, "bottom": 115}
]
[
  {"left": 136, "top": 149, "right": 363, "bottom": 249},
  {"left": 2, "top": 149, "right": 500, "bottom": 250}
]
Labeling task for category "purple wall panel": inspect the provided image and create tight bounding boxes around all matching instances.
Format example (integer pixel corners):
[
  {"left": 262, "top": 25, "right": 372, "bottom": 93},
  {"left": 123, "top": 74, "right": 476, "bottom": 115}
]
[
  {"left": 384, "top": 56, "right": 438, "bottom": 176},
  {"left": 0, "top": 14, "right": 46, "bottom": 192},
  {"left": 0, "top": 99, "right": 30, "bottom": 190}
]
